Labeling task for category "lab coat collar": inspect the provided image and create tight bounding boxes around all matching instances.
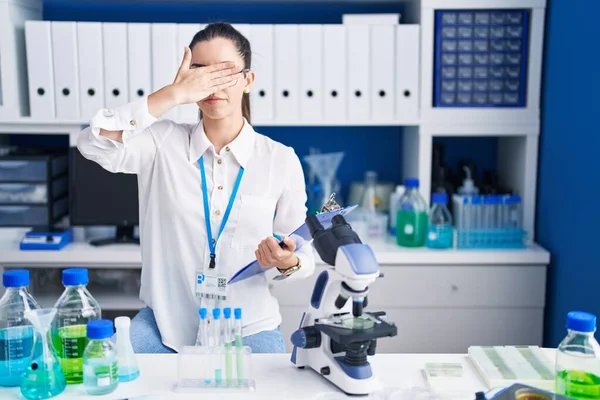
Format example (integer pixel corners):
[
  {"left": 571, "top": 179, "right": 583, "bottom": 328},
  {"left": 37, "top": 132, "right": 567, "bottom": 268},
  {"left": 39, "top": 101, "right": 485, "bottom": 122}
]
[{"left": 189, "top": 118, "right": 256, "bottom": 168}]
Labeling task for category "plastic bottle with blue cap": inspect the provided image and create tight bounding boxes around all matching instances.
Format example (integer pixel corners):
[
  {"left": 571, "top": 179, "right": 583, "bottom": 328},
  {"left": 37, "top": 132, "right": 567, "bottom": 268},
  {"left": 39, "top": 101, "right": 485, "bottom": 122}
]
[
  {"left": 0, "top": 270, "right": 41, "bottom": 387},
  {"left": 52, "top": 268, "right": 101, "bottom": 384},
  {"left": 555, "top": 311, "right": 600, "bottom": 399},
  {"left": 83, "top": 319, "right": 118, "bottom": 395},
  {"left": 426, "top": 193, "right": 453, "bottom": 249}
]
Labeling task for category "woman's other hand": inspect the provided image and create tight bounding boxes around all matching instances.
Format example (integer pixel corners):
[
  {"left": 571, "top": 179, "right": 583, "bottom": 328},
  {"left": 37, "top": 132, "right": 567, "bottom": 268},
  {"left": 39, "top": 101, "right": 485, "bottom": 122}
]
[
  {"left": 256, "top": 236, "right": 298, "bottom": 270},
  {"left": 171, "top": 47, "right": 239, "bottom": 105}
]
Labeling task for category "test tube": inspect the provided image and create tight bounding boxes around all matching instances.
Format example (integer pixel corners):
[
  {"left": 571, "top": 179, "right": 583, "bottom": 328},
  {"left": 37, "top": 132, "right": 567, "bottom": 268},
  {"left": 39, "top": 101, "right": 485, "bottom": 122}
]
[
  {"left": 471, "top": 195, "right": 482, "bottom": 247},
  {"left": 234, "top": 308, "right": 243, "bottom": 383},
  {"left": 223, "top": 308, "right": 233, "bottom": 384},
  {"left": 212, "top": 308, "right": 222, "bottom": 385},
  {"left": 195, "top": 308, "right": 209, "bottom": 346},
  {"left": 461, "top": 196, "right": 470, "bottom": 247},
  {"left": 510, "top": 195, "right": 522, "bottom": 228}
]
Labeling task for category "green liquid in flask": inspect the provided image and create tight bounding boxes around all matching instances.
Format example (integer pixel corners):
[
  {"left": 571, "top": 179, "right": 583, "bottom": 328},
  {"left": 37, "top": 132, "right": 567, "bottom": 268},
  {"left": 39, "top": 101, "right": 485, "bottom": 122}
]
[
  {"left": 556, "top": 370, "right": 600, "bottom": 399},
  {"left": 52, "top": 325, "right": 88, "bottom": 384}
]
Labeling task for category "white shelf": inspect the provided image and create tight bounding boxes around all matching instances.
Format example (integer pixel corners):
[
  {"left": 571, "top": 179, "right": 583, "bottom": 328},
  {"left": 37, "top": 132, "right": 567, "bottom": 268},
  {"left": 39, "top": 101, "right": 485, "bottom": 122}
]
[
  {"left": 0, "top": 234, "right": 550, "bottom": 268},
  {"left": 0, "top": 118, "right": 419, "bottom": 133},
  {"left": 37, "top": 289, "right": 143, "bottom": 311}
]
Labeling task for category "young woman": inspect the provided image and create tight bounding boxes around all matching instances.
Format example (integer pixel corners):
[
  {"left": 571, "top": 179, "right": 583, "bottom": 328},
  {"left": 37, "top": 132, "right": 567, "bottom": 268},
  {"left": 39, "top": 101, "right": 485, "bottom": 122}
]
[{"left": 77, "top": 23, "right": 315, "bottom": 354}]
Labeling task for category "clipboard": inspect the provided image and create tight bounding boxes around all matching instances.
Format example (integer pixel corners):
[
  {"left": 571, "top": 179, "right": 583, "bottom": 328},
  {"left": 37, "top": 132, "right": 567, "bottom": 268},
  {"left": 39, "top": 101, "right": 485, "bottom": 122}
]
[{"left": 228, "top": 204, "right": 358, "bottom": 284}]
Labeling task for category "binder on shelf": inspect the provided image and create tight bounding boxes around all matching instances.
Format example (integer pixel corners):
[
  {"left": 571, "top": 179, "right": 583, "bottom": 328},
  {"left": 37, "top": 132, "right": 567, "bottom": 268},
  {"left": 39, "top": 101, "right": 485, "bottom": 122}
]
[
  {"left": 51, "top": 21, "right": 80, "bottom": 120},
  {"left": 342, "top": 14, "right": 401, "bottom": 25},
  {"left": 177, "top": 23, "right": 202, "bottom": 123},
  {"left": 25, "top": 21, "right": 55, "bottom": 119},
  {"left": 127, "top": 23, "right": 152, "bottom": 104},
  {"left": 371, "top": 25, "right": 395, "bottom": 121},
  {"left": 250, "top": 25, "right": 274, "bottom": 122},
  {"left": 102, "top": 23, "right": 128, "bottom": 109},
  {"left": 274, "top": 24, "right": 299, "bottom": 121},
  {"left": 347, "top": 25, "right": 371, "bottom": 121},
  {"left": 152, "top": 23, "right": 178, "bottom": 121},
  {"left": 77, "top": 22, "right": 104, "bottom": 121},
  {"left": 299, "top": 25, "right": 323, "bottom": 121},
  {"left": 396, "top": 25, "right": 420, "bottom": 122},
  {"left": 323, "top": 25, "right": 346, "bottom": 121}
]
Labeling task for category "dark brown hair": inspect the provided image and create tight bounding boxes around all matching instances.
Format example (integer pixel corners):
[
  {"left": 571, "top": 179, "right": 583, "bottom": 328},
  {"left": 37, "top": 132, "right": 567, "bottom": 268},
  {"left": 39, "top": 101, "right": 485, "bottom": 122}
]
[{"left": 189, "top": 23, "right": 252, "bottom": 123}]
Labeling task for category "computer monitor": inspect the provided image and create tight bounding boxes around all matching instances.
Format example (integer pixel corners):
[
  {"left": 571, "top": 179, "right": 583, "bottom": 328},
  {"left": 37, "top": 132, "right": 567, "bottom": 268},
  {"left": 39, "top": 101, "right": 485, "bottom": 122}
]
[{"left": 69, "top": 147, "right": 140, "bottom": 246}]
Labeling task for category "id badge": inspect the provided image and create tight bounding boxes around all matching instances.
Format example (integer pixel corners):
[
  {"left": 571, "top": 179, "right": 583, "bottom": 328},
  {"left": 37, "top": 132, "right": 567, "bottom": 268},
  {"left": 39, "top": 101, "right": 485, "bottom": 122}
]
[{"left": 196, "top": 272, "right": 228, "bottom": 301}]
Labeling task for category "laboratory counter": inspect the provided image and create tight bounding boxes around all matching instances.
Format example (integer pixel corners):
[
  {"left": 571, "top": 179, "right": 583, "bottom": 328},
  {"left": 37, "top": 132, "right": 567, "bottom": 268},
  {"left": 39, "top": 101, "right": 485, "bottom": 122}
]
[
  {"left": 0, "top": 353, "right": 490, "bottom": 400},
  {"left": 0, "top": 228, "right": 550, "bottom": 269}
]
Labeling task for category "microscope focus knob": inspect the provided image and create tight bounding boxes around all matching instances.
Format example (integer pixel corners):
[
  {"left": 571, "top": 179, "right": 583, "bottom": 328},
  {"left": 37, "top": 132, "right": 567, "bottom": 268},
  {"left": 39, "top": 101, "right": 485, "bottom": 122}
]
[{"left": 291, "top": 326, "right": 321, "bottom": 349}]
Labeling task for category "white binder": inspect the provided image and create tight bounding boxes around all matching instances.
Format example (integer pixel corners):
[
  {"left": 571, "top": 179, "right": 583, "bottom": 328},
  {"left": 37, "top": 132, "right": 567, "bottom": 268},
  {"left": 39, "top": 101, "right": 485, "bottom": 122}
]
[
  {"left": 177, "top": 23, "right": 201, "bottom": 123},
  {"left": 51, "top": 22, "right": 80, "bottom": 120},
  {"left": 152, "top": 23, "right": 178, "bottom": 121},
  {"left": 77, "top": 22, "right": 104, "bottom": 121},
  {"left": 274, "top": 24, "right": 299, "bottom": 121},
  {"left": 323, "top": 25, "right": 346, "bottom": 121},
  {"left": 396, "top": 25, "right": 420, "bottom": 122},
  {"left": 127, "top": 23, "right": 152, "bottom": 104},
  {"left": 102, "top": 23, "right": 128, "bottom": 109},
  {"left": 371, "top": 25, "right": 395, "bottom": 121},
  {"left": 249, "top": 25, "right": 274, "bottom": 122},
  {"left": 347, "top": 25, "right": 370, "bottom": 121},
  {"left": 299, "top": 25, "right": 323, "bottom": 121},
  {"left": 343, "top": 14, "right": 401, "bottom": 25},
  {"left": 25, "top": 21, "right": 55, "bottom": 119}
]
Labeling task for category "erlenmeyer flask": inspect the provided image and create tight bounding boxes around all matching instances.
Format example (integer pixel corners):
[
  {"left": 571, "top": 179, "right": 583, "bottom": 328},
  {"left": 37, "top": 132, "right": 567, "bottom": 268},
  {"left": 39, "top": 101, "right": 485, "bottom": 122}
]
[
  {"left": 21, "top": 308, "right": 66, "bottom": 400},
  {"left": 304, "top": 152, "right": 345, "bottom": 211}
]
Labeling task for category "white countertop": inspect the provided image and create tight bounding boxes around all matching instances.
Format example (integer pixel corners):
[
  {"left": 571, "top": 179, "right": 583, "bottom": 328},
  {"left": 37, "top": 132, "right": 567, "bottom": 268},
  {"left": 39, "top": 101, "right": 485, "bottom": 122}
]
[
  {"left": 0, "top": 353, "right": 489, "bottom": 400},
  {"left": 0, "top": 228, "right": 550, "bottom": 268}
]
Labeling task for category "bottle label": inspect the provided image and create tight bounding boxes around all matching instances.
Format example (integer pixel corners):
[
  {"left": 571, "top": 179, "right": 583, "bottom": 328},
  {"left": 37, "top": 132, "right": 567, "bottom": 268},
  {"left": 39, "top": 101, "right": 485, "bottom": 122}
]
[
  {"left": 428, "top": 231, "right": 438, "bottom": 241},
  {"left": 404, "top": 225, "right": 414, "bottom": 235}
]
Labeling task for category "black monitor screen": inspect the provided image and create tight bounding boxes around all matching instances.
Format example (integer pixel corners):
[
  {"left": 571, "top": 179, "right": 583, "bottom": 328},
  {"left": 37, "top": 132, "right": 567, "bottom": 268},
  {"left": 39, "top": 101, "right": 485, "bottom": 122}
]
[{"left": 69, "top": 147, "right": 139, "bottom": 245}]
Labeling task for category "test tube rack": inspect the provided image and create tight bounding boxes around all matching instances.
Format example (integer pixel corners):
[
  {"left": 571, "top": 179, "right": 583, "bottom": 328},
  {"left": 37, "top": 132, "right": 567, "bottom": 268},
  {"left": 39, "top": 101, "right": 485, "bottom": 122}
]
[
  {"left": 174, "top": 345, "right": 255, "bottom": 392},
  {"left": 453, "top": 194, "right": 528, "bottom": 249}
]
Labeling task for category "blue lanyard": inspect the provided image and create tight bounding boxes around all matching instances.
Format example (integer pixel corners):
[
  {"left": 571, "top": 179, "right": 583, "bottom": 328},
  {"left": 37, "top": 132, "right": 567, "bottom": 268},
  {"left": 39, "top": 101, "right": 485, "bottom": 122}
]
[{"left": 199, "top": 156, "right": 244, "bottom": 269}]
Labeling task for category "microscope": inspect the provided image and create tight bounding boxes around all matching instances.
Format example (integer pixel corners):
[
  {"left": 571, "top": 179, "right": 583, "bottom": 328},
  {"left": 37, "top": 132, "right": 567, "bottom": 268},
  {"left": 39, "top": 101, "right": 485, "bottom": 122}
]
[{"left": 290, "top": 214, "right": 397, "bottom": 395}]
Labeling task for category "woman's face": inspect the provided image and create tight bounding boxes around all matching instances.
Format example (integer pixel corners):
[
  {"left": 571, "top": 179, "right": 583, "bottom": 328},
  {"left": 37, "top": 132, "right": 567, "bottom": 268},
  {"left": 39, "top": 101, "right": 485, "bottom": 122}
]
[{"left": 190, "top": 37, "right": 254, "bottom": 120}]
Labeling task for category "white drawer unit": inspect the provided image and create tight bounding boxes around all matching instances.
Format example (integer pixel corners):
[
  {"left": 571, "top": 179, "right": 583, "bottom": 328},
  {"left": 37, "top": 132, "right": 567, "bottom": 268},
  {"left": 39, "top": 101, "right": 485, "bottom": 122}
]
[{"left": 272, "top": 263, "right": 547, "bottom": 354}]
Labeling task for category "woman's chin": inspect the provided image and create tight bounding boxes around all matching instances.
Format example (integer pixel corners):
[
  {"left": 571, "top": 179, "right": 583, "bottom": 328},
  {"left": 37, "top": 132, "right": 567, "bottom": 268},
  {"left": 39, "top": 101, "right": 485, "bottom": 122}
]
[{"left": 199, "top": 107, "right": 232, "bottom": 120}]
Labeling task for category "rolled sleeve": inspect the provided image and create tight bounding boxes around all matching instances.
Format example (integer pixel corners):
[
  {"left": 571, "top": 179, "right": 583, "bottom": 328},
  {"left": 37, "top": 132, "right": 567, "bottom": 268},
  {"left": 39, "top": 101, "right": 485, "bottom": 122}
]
[
  {"left": 272, "top": 147, "right": 316, "bottom": 282},
  {"left": 89, "top": 96, "right": 158, "bottom": 149}
]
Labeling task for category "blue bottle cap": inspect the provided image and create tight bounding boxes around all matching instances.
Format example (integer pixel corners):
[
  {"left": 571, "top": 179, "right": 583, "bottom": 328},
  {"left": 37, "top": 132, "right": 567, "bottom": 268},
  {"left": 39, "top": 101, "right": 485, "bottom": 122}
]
[
  {"left": 471, "top": 195, "right": 482, "bottom": 205},
  {"left": 234, "top": 308, "right": 242, "bottom": 320},
  {"left": 87, "top": 319, "right": 114, "bottom": 340},
  {"left": 404, "top": 178, "right": 419, "bottom": 189},
  {"left": 199, "top": 308, "right": 208, "bottom": 320},
  {"left": 432, "top": 193, "right": 447, "bottom": 205},
  {"left": 223, "top": 307, "right": 232, "bottom": 319},
  {"left": 511, "top": 194, "right": 521, "bottom": 204},
  {"left": 212, "top": 308, "right": 221, "bottom": 320},
  {"left": 3, "top": 269, "right": 30, "bottom": 288},
  {"left": 567, "top": 311, "right": 596, "bottom": 333},
  {"left": 62, "top": 268, "right": 89, "bottom": 286},
  {"left": 484, "top": 195, "right": 495, "bottom": 204}
]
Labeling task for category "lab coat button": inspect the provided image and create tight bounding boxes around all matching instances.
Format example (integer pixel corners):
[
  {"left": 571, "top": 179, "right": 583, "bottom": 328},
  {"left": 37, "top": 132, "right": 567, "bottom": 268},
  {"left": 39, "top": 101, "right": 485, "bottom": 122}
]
[
  {"left": 129, "top": 119, "right": 136, "bottom": 126},
  {"left": 217, "top": 159, "right": 222, "bottom": 165},
  {"left": 217, "top": 185, "right": 223, "bottom": 190},
  {"left": 215, "top": 210, "right": 221, "bottom": 216},
  {"left": 225, "top": 146, "right": 230, "bottom": 152},
  {"left": 103, "top": 109, "right": 114, "bottom": 117}
]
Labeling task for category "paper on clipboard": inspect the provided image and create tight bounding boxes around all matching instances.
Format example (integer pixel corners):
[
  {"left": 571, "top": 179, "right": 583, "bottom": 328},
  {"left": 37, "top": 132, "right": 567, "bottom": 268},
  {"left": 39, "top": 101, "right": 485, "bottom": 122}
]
[{"left": 228, "top": 204, "right": 358, "bottom": 284}]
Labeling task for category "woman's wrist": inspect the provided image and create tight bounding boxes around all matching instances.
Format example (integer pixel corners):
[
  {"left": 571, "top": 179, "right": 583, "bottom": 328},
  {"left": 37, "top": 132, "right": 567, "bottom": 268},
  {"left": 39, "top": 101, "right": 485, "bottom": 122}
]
[
  {"left": 148, "top": 85, "right": 181, "bottom": 118},
  {"left": 278, "top": 254, "right": 300, "bottom": 271}
]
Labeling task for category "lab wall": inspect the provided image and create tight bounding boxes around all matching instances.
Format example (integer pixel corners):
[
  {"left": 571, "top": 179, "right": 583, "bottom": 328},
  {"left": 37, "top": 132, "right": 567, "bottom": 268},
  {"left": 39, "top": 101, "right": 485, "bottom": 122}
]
[
  {"left": 39, "top": 0, "right": 498, "bottom": 204},
  {"left": 538, "top": 0, "right": 600, "bottom": 346}
]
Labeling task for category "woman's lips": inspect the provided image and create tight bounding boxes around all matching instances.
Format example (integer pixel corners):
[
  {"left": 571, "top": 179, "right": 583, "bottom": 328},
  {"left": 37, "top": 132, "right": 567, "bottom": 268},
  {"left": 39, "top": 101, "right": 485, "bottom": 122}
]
[{"left": 204, "top": 97, "right": 226, "bottom": 105}]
